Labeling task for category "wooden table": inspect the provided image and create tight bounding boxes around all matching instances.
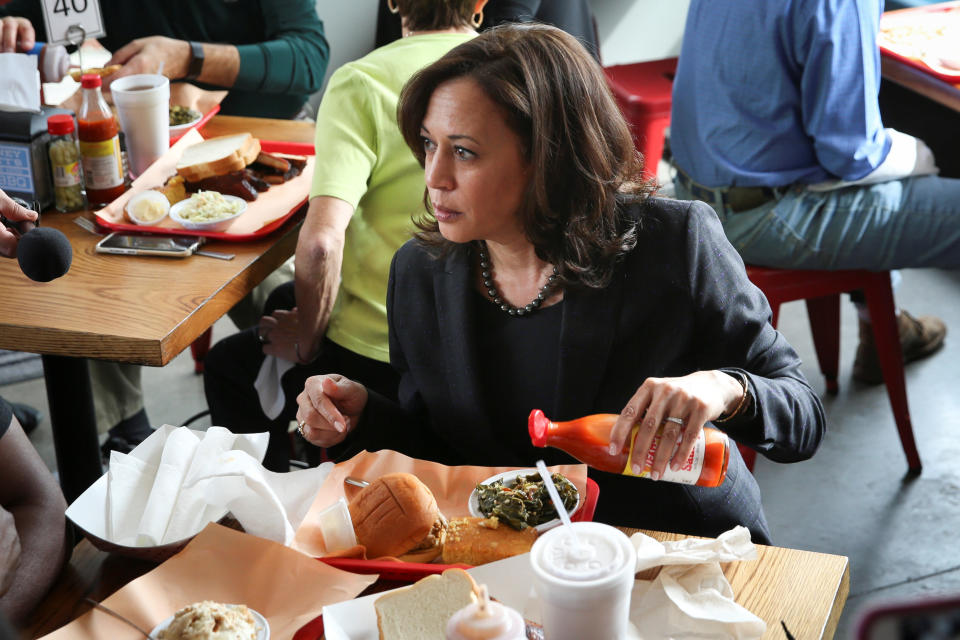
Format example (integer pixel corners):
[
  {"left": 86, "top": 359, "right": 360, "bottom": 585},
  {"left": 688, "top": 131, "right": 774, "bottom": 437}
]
[
  {"left": 22, "top": 530, "right": 849, "bottom": 640},
  {"left": 0, "top": 115, "right": 314, "bottom": 503}
]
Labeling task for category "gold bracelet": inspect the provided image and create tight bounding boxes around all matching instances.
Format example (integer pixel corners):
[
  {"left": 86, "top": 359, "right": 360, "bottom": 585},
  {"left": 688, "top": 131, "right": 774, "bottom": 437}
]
[{"left": 715, "top": 370, "right": 750, "bottom": 423}]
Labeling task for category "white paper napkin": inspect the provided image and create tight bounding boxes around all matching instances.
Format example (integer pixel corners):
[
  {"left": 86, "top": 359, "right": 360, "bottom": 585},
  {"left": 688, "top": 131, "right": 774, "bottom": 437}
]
[
  {"left": 628, "top": 526, "right": 766, "bottom": 639},
  {"left": 254, "top": 354, "right": 296, "bottom": 419},
  {"left": 99, "top": 424, "right": 329, "bottom": 547},
  {"left": 0, "top": 53, "right": 41, "bottom": 113}
]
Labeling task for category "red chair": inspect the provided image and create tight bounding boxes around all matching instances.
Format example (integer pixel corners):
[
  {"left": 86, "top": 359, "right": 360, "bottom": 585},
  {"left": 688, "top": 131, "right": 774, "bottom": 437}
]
[
  {"left": 604, "top": 57, "right": 678, "bottom": 180},
  {"left": 189, "top": 328, "right": 213, "bottom": 374},
  {"left": 743, "top": 266, "right": 921, "bottom": 474}
]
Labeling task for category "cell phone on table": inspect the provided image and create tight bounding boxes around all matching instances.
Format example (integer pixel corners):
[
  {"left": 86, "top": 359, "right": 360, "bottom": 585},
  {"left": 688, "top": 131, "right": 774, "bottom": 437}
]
[
  {"left": 857, "top": 595, "right": 960, "bottom": 639},
  {"left": 95, "top": 232, "right": 204, "bottom": 258}
]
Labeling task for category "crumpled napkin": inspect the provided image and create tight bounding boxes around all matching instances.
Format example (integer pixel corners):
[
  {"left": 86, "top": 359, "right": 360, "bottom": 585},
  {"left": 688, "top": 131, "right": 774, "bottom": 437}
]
[
  {"left": 628, "top": 526, "right": 767, "bottom": 639},
  {"left": 0, "top": 53, "right": 41, "bottom": 112},
  {"left": 105, "top": 424, "right": 331, "bottom": 546}
]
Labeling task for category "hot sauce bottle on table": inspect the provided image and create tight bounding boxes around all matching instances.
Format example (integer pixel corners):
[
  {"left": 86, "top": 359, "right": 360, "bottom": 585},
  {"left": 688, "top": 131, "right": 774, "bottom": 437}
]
[
  {"left": 528, "top": 409, "right": 730, "bottom": 487},
  {"left": 77, "top": 74, "right": 126, "bottom": 205}
]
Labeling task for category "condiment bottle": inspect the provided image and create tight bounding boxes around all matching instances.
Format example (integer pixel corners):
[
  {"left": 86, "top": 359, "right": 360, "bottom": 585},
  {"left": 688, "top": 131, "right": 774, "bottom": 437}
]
[
  {"left": 47, "top": 114, "right": 86, "bottom": 212},
  {"left": 77, "top": 74, "right": 125, "bottom": 205},
  {"left": 529, "top": 409, "right": 730, "bottom": 487},
  {"left": 446, "top": 585, "right": 526, "bottom": 640}
]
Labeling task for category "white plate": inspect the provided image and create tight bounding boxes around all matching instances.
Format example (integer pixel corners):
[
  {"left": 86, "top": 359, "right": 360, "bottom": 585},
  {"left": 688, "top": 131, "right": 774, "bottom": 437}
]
[
  {"left": 468, "top": 469, "right": 581, "bottom": 534},
  {"left": 169, "top": 194, "right": 248, "bottom": 232},
  {"left": 169, "top": 110, "right": 203, "bottom": 139},
  {"left": 151, "top": 605, "right": 269, "bottom": 639}
]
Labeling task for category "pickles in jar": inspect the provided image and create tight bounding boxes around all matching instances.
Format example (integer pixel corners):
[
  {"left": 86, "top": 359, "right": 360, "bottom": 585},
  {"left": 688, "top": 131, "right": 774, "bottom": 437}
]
[{"left": 47, "top": 115, "right": 87, "bottom": 212}]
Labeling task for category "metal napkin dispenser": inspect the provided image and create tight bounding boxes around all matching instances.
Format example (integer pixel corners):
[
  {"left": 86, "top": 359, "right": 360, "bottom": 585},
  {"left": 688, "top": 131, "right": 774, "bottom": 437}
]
[{"left": 0, "top": 106, "right": 72, "bottom": 211}]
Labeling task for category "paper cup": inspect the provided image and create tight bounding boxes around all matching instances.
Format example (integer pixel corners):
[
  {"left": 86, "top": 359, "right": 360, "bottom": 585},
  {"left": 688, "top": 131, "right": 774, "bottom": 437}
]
[
  {"left": 112, "top": 74, "right": 170, "bottom": 177},
  {"left": 530, "top": 522, "right": 637, "bottom": 640}
]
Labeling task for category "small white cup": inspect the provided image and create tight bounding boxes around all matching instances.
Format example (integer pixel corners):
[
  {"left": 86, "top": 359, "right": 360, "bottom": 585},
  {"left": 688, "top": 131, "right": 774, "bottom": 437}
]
[
  {"left": 111, "top": 74, "right": 170, "bottom": 177},
  {"left": 530, "top": 522, "right": 637, "bottom": 640}
]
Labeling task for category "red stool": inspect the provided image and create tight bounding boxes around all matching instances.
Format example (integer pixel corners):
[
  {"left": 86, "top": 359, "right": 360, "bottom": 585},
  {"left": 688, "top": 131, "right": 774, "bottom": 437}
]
[
  {"left": 604, "top": 57, "right": 678, "bottom": 180},
  {"left": 741, "top": 266, "right": 921, "bottom": 474},
  {"left": 189, "top": 328, "right": 213, "bottom": 374}
]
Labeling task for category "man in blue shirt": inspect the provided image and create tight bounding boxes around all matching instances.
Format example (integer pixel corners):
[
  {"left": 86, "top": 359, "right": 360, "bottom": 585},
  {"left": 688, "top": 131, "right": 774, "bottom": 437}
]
[{"left": 670, "top": 0, "right": 959, "bottom": 384}]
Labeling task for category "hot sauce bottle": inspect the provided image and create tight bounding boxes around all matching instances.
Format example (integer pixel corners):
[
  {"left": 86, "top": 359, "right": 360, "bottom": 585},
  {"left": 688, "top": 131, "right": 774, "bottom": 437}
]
[
  {"left": 78, "top": 74, "right": 126, "bottom": 205},
  {"left": 529, "top": 409, "right": 730, "bottom": 487}
]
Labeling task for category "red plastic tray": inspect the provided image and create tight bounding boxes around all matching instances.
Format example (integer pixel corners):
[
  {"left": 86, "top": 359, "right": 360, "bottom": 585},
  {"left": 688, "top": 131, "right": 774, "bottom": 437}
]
[
  {"left": 169, "top": 103, "right": 220, "bottom": 145},
  {"left": 93, "top": 139, "right": 314, "bottom": 242},
  {"left": 879, "top": 1, "right": 960, "bottom": 84},
  {"left": 293, "top": 478, "right": 600, "bottom": 640}
]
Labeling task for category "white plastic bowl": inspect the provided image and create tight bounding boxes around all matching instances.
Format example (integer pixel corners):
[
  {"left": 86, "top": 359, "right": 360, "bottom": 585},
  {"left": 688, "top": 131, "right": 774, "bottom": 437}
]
[
  {"left": 468, "top": 468, "right": 582, "bottom": 534},
  {"left": 169, "top": 193, "right": 248, "bottom": 232},
  {"left": 151, "top": 605, "right": 269, "bottom": 639},
  {"left": 125, "top": 190, "right": 171, "bottom": 226},
  {"left": 168, "top": 109, "right": 203, "bottom": 139}
]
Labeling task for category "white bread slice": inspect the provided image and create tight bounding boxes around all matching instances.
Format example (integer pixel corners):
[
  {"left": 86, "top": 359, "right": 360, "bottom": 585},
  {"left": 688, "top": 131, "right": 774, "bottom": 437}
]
[
  {"left": 175, "top": 133, "right": 261, "bottom": 181},
  {"left": 375, "top": 569, "right": 477, "bottom": 640}
]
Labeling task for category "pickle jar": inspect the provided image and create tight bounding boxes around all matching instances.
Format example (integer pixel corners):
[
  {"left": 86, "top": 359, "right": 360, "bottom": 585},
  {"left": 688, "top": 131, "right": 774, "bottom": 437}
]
[{"left": 47, "top": 114, "right": 87, "bottom": 212}]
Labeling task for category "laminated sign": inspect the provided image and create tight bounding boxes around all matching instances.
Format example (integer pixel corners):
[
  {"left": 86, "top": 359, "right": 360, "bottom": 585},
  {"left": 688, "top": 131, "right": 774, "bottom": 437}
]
[{"left": 40, "top": 0, "right": 105, "bottom": 47}]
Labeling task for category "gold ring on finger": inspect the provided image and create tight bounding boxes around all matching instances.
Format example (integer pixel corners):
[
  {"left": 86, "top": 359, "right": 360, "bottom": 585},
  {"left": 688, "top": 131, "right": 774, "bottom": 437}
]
[{"left": 297, "top": 420, "right": 307, "bottom": 438}]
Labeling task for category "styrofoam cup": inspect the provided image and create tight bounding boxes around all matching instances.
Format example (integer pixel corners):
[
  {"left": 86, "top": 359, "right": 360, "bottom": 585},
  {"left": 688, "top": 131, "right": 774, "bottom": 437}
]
[
  {"left": 111, "top": 74, "right": 170, "bottom": 177},
  {"left": 530, "top": 522, "right": 637, "bottom": 640}
]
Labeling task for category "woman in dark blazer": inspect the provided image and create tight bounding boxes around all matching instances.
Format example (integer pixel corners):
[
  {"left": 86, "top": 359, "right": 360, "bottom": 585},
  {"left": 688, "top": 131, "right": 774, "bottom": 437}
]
[{"left": 294, "top": 24, "right": 825, "bottom": 544}]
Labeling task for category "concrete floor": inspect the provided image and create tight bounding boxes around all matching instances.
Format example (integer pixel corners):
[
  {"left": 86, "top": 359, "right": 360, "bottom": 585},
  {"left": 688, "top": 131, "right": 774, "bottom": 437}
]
[{"left": 4, "top": 267, "right": 960, "bottom": 639}]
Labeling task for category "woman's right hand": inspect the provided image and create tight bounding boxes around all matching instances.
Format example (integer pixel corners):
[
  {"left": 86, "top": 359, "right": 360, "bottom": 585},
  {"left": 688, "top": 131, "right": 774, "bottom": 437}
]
[{"left": 296, "top": 374, "right": 368, "bottom": 447}]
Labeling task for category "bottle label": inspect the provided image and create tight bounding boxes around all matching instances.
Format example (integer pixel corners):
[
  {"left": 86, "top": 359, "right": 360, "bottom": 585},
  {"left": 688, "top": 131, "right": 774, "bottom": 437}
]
[
  {"left": 80, "top": 137, "right": 123, "bottom": 190},
  {"left": 52, "top": 161, "right": 81, "bottom": 187},
  {"left": 622, "top": 424, "right": 705, "bottom": 484}
]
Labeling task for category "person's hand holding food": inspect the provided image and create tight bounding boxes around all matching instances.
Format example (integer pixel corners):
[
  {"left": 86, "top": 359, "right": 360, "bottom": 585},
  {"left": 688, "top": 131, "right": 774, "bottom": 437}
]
[
  {"left": 105, "top": 36, "right": 191, "bottom": 83},
  {"left": 608, "top": 371, "right": 745, "bottom": 480},
  {"left": 0, "top": 16, "right": 34, "bottom": 53},
  {"left": 296, "top": 374, "right": 368, "bottom": 447},
  {"left": 0, "top": 505, "right": 21, "bottom": 598}
]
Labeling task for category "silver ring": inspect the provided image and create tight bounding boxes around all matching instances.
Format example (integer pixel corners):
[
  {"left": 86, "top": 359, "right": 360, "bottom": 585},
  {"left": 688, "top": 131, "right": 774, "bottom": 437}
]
[
  {"left": 297, "top": 420, "right": 306, "bottom": 437},
  {"left": 257, "top": 329, "right": 270, "bottom": 345},
  {"left": 663, "top": 416, "right": 685, "bottom": 426}
]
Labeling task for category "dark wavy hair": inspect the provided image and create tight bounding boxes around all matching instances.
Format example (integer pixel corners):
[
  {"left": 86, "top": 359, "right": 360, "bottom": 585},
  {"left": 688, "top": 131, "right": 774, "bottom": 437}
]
[
  {"left": 397, "top": 23, "right": 652, "bottom": 289},
  {"left": 400, "top": 0, "right": 477, "bottom": 32}
]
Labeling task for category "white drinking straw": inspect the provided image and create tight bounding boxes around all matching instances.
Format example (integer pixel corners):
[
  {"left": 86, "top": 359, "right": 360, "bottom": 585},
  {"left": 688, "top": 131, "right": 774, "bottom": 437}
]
[{"left": 536, "top": 459, "right": 581, "bottom": 546}]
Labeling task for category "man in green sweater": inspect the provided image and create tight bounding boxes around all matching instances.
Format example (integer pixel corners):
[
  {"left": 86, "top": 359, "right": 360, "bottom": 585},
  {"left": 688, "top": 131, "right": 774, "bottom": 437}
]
[{"left": 0, "top": 0, "right": 329, "bottom": 119}]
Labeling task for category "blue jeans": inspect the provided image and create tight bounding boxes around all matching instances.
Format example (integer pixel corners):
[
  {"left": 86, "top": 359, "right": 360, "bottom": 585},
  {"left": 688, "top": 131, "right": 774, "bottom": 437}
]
[{"left": 674, "top": 175, "right": 960, "bottom": 271}]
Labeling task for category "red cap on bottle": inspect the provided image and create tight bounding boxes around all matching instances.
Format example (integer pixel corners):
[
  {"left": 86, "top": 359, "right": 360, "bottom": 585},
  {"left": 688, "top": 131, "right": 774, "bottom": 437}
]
[
  {"left": 80, "top": 74, "right": 102, "bottom": 89},
  {"left": 528, "top": 409, "right": 550, "bottom": 447},
  {"left": 47, "top": 114, "right": 75, "bottom": 135}
]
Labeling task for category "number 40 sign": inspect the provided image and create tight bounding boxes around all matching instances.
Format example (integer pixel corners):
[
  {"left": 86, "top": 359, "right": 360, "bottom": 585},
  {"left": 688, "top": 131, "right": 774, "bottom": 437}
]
[{"left": 40, "top": 0, "right": 106, "bottom": 47}]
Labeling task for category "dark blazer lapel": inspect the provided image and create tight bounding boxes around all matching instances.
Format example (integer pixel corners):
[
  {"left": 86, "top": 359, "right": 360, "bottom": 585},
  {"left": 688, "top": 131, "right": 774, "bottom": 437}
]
[
  {"left": 554, "top": 272, "right": 626, "bottom": 419},
  {"left": 432, "top": 248, "right": 491, "bottom": 445}
]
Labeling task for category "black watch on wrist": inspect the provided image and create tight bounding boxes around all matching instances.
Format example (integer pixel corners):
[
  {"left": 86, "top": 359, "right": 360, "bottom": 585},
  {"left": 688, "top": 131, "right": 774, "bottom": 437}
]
[{"left": 185, "top": 41, "right": 204, "bottom": 80}]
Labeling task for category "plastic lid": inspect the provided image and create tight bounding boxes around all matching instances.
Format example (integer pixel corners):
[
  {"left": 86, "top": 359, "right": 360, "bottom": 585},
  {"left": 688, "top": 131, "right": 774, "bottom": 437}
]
[
  {"left": 81, "top": 74, "right": 102, "bottom": 89},
  {"left": 47, "top": 114, "right": 75, "bottom": 135},
  {"left": 537, "top": 527, "right": 627, "bottom": 581}
]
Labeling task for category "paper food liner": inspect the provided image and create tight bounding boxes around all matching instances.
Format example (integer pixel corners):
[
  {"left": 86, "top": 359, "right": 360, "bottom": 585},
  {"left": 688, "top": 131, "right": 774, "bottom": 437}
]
[
  {"left": 39, "top": 522, "right": 375, "bottom": 640},
  {"left": 95, "top": 128, "right": 314, "bottom": 235},
  {"left": 293, "top": 449, "right": 588, "bottom": 558},
  {"left": 57, "top": 81, "right": 226, "bottom": 119}
]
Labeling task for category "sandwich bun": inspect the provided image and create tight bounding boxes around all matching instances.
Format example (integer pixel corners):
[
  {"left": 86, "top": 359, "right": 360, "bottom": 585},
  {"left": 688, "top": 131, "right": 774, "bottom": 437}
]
[
  {"left": 349, "top": 472, "right": 446, "bottom": 560},
  {"left": 69, "top": 65, "right": 121, "bottom": 82}
]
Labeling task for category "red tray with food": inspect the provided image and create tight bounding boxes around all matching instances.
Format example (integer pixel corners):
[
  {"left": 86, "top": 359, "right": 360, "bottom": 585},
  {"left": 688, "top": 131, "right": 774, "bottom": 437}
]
[
  {"left": 169, "top": 103, "right": 220, "bottom": 145},
  {"left": 94, "top": 132, "right": 315, "bottom": 242},
  {"left": 292, "top": 477, "right": 599, "bottom": 640},
  {"left": 879, "top": 1, "right": 960, "bottom": 83}
]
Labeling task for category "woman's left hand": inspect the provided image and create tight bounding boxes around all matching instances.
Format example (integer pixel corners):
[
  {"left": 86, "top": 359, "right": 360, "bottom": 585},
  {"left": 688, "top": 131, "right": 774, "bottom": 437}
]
[
  {"left": 608, "top": 371, "right": 743, "bottom": 480},
  {"left": 257, "top": 308, "right": 301, "bottom": 362}
]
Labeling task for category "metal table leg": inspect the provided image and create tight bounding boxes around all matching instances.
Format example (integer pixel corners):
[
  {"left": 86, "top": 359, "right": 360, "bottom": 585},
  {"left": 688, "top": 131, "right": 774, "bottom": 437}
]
[{"left": 41, "top": 355, "right": 101, "bottom": 503}]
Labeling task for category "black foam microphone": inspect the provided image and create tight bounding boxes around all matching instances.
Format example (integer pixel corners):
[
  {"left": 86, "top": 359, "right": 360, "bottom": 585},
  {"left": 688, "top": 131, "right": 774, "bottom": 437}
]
[
  {"left": 17, "top": 226, "right": 73, "bottom": 282},
  {"left": 1, "top": 199, "right": 73, "bottom": 282}
]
